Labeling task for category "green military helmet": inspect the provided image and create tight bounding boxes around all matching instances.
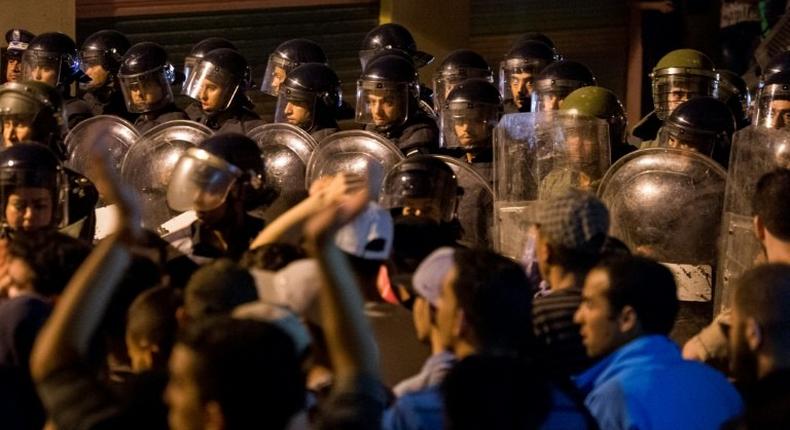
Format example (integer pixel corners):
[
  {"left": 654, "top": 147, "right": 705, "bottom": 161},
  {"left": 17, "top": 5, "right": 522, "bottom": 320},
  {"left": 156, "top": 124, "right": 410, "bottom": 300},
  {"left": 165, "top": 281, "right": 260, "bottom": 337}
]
[
  {"left": 561, "top": 86, "right": 626, "bottom": 148},
  {"left": 651, "top": 49, "right": 719, "bottom": 120}
]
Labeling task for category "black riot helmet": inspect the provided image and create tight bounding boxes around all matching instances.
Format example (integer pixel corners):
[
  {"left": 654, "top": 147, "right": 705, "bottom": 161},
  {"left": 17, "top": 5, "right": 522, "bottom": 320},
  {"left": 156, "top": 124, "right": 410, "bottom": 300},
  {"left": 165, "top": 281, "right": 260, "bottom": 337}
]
[
  {"left": 275, "top": 63, "right": 343, "bottom": 130},
  {"left": 0, "top": 80, "right": 67, "bottom": 156},
  {"left": 260, "top": 39, "right": 327, "bottom": 97},
  {"left": 359, "top": 23, "right": 433, "bottom": 70},
  {"left": 441, "top": 78, "right": 502, "bottom": 150},
  {"left": 183, "top": 37, "right": 237, "bottom": 82},
  {"left": 167, "top": 133, "right": 265, "bottom": 213},
  {"left": 657, "top": 96, "right": 735, "bottom": 166},
  {"left": 511, "top": 32, "right": 557, "bottom": 53},
  {"left": 754, "top": 51, "right": 790, "bottom": 130},
  {"left": 716, "top": 69, "right": 751, "bottom": 129},
  {"left": 355, "top": 53, "right": 420, "bottom": 128},
  {"left": 0, "top": 142, "right": 68, "bottom": 230},
  {"left": 433, "top": 49, "right": 493, "bottom": 111},
  {"left": 22, "top": 32, "right": 84, "bottom": 89},
  {"left": 118, "top": 42, "right": 177, "bottom": 113},
  {"left": 530, "top": 60, "right": 595, "bottom": 112},
  {"left": 80, "top": 30, "right": 131, "bottom": 74},
  {"left": 182, "top": 48, "right": 251, "bottom": 112},
  {"left": 500, "top": 41, "right": 557, "bottom": 110},
  {"left": 380, "top": 155, "right": 459, "bottom": 224}
]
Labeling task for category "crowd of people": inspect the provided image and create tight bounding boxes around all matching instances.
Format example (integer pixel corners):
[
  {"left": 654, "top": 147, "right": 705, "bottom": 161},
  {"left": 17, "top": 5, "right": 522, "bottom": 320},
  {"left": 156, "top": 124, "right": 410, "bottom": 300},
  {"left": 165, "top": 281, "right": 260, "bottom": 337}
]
[{"left": 0, "top": 12, "right": 789, "bottom": 430}]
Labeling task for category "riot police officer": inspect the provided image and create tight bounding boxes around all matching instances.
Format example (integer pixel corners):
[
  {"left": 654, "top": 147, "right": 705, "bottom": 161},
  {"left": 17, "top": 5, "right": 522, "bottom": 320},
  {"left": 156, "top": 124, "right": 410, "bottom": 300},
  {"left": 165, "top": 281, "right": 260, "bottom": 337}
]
[
  {"left": 439, "top": 78, "right": 501, "bottom": 178},
  {"left": 632, "top": 48, "right": 719, "bottom": 143},
  {"left": 2, "top": 28, "right": 35, "bottom": 83},
  {"left": 653, "top": 96, "right": 736, "bottom": 168},
  {"left": 560, "top": 86, "right": 636, "bottom": 162},
  {"left": 530, "top": 59, "right": 596, "bottom": 112},
  {"left": 380, "top": 155, "right": 461, "bottom": 274},
  {"left": 182, "top": 48, "right": 262, "bottom": 133},
  {"left": 22, "top": 32, "right": 92, "bottom": 129},
  {"left": 359, "top": 23, "right": 433, "bottom": 70},
  {"left": 79, "top": 29, "right": 133, "bottom": 120},
  {"left": 118, "top": 42, "right": 187, "bottom": 133},
  {"left": 162, "top": 133, "right": 268, "bottom": 263},
  {"left": 356, "top": 53, "right": 439, "bottom": 155},
  {"left": 0, "top": 80, "right": 68, "bottom": 157},
  {"left": 260, "top": 38, "right": 327, "bottom": 97},
  {"left": 274, "top": 62, "right": 344, "bottom": 141},
  {"left": 753, "top": 50, "right": 790, "bottom": 130},
  {"left": 432, "top": 49, "right": 493, "bottom": 112},
  {"left": 500, "top": 40, "right": 556, "bottom": 113}
]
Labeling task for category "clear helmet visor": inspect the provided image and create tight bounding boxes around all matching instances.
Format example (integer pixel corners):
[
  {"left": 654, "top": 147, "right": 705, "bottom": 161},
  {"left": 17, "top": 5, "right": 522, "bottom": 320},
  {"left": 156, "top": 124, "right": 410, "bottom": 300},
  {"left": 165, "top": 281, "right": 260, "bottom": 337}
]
[
  {"left": 119, "top": 68, "right": 174, "bottom": 113},
  {"left": 166, "top": 148, "right": 241, "bottom": 212},
  {"left": 499, "top": 59, "right": 548, "bottom": 108},
  {"left": 274, "top": 87, "right": 316, "bottom": 130},
  {"left": 182, "top": 61, "right": 239, "bottom": 112},
  {"left": 380, "top": 167, "right": 458, "bottom": 223},
  {"left": 260, "top": 54, "right": 294, "bottom": 96},
  {"left": 182, "top": 56, "right": 199, "bottom": 86},
  {"left": 0, "top": 166, "right": 68, "bottom": 230},
  {"left": 530, "top": 80, "right": 581, "bottom": 113},
  {"left": 440, "top": 102, "right": 499, "bottom": 149},
  {"left": 550, "top": 113, "right": 611, "bottom": 178},
  {"left": 656, "top": 124, "right": 717, "bottom": 156},
  {"left": 355, "top": 80, "right": 409, "bottom": 127},
  {"left": 652, "top": 72, "right": 718, "bottom": 120},
  {"left": 754, "top": 84, "right": 790, "bottom": 130},
  {"left": 21, "top": 50, "right": 63, "bottom": 87},
  {"left": 78, "top": 50, "right": 107, "bottom": 90},
  {"left": 432, "top": 68, "right": 493, "bottom": 112}
]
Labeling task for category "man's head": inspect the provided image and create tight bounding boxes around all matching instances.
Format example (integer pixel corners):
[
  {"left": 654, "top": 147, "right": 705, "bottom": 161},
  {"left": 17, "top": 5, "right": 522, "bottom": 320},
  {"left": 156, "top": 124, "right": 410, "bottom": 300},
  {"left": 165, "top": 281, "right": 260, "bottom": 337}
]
[
  {"left": 651, "top": 49, "right": 718, "bottom": 120},
  {"left": 22, "top": 32, "right": 82, "bottom": 89},
  {"left": 166, "top": 317, "right": 304, "bottom": 430},
  {"left": 4, "top": 29, "right": 35, "bottom": 83},
  {"left": 126, "top": 286, "right": 182, "bottom": 373},
  {"left": 182, "top": 259, "right": 258, "bottom": 324},
  {"left": 574, "top": 256, "right": 678, "bottom": 358},
  {"left": 118, "top": 42, "right": 175, "bottom": 113},
  {"left": 411, "top": 246, "right": 455, "bottom": 342},
  {"left": 436, "top": 248, "right": 533, "bottom": 357},
  {"left": 530, "top": 60, "right": 596, "bottom": 113},
  {"left": 355, "top": 53, "right": 418, "bottom": 129},
  {"left": 753, "top": 169, "right": 790, "bottom": 260},
  {"left": 730, "top": 264, "right": 790, "bottom": 382},
  {"left": 0, "top": 81, "right": 67, "bottom": 152},
  {"left": 0, "top": 143, "right": 65, "bottom": 231},
  {"left": 500, "top": 40, "right": 555, "bottom": 111},
  {"left": 183, "top": 48, "right": 249, "bottom": 113},
  {"left": 260, "top": 38, "right": 327, "bottom": 97},
  {"left": 79, "top": 29, "right": 130, "bottom": 90},
  {"left": 441, "top": 78, "right": 501, "bottom": 150},
  {"left": 535, "top": 190, "right": 609, "bottom": 280},
  {"left": 275, "top": 63, "right": 343, "bottom": 131}
]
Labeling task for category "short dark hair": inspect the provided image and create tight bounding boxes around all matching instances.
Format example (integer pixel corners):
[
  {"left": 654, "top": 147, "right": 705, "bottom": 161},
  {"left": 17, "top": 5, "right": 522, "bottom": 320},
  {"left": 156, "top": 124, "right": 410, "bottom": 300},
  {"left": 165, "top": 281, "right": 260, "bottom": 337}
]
[
  {"left": 7, "top": 230, "right": 91, "bottom": 296},
  {"left": 451, "top": 248, "right": 534, "bottom": 353},
  {"left": 546, "top": 239, "right": 605, "bottom": 275},
  {"left": 179, "top": 317, "right": 304, "bottom": 430},
  {"left": 127, "top": 286, "right": 182, "bottom": 369},
  {"left": 441, "top": 354, "right": 552, "bottom": 430},
  {"left": 240, "top": 243, "right": 306, "bottom": 271},
  {"left": 734, "top": 263, "right": 790, "bottom": 347},
  {"left": 184, "top": 259, "right": 258, "bottom": 320},
  {"left": 596, "top": 256, "right": 678, "bottom": 335},
  {"left": 753, "top": 168, "right": 790, "bottom": 241}
]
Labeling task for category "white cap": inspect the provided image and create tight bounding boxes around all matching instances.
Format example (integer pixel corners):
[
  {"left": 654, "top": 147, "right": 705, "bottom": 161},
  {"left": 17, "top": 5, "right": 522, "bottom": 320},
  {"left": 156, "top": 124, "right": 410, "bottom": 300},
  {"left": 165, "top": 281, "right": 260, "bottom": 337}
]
[
  {"left": 250, "top": 259, "right": 323, "bottom": 315},
  {"left": 334, "top": 202, "right": 394, "bottom": 261},
  {"left": 412, "top": 247, "right": 456, "bottom": 306}
]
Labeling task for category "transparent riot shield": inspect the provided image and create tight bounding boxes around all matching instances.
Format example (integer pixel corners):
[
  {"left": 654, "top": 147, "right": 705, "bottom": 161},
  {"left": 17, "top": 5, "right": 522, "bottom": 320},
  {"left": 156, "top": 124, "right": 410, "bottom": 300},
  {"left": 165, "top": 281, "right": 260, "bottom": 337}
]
[
  {"left": 493, "top": 112, "right": 610, "bottom": 259},
  {"left": 64, "top": 115, "right": 139, "bottom": 204},
  {"left": 433, "top": 155, "right": 494, "bottom": 248},
  {"left": 120, "top": 120, "right": 213, "bottom": 229},
  {"left": 247, "top": 123, "right": 317, "bottom": 222},
  {"left": 598, "top": 148, "right": 726, "bottom": 302},
  {"left": 716, "top": 126, "right": 790, "bottom": 313},
  {"left": 305, "top": 130, "right": 405, "bottom": 200}
]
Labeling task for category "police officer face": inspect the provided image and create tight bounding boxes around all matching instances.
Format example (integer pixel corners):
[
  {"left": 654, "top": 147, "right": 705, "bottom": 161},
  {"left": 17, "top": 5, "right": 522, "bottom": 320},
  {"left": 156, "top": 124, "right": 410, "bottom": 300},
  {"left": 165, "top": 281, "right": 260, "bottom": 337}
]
[
  {"left": 767, "top": 99, "right": 790, "bottom": 130},
  {"left": 284, "top": 99, "right": 312, "bottom": 127},
  {"left": 5, "top": 187, "right": 53, "bottom": 231},
  {"left": 130, "top": 79, "right": 165, "bottom": 107},
  {"left": 367, "top": 92, "right": 403, "bottom": 127},
  {"left": 540, "top": 93, "right": 562, "bottom": 111},
  {"left": 198, "top": 78, "right": 224, "bottom": 112},
  {"left": 5, "top": 56, "right": 23, "bottom": 82},
  {"left": 270, "top": 65, "right": 287, "bottom": 95},
  {"left": 28, "top": 63, "right": 58, "bottom": 87},
  {"left": 453, "top": 117, "right": 488, "bottom": 147},
  {"left": 84, "top": 63, "right": 109, "bottom": 88},
  {"left": 509, "top": 71, "right": 533, "bottom": 108},
  {"left": 667, "top": 84, "right": 693, "bottom": 114},
  {"left": 2, "top": 117, "right": 33, "bottom": 147}
]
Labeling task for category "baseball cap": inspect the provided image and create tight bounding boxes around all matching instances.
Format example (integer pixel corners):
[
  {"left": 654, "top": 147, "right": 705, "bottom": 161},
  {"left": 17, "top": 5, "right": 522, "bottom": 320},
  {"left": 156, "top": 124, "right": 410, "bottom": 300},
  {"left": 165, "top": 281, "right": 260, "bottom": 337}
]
[
  {"left": 334, "top": 202, "right": 394, "bottom": 260},
  {"left": 411, "top": 247, "right": 456, "bottom": 306},
  {"left": 535, "top": 189, "right": 609, "bottom": 252}
]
